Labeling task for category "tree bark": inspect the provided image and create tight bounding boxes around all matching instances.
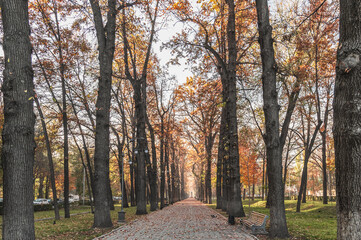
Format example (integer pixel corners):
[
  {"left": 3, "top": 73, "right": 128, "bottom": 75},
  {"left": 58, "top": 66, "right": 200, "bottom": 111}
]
[
  {"left": 216, "top": 108, "right": 225, "bottom": 208},
  {"left": 262, "top": 152, "right": 265, "bottom": 201},
  {"left": 225, "top": 0, "right": 245, "bottom": 219},
  {"left": 89, "top": 0, "right": 117, "bottom": 228},
  {"left": 55, "top": 8, "right": 70, "bottom": 219},
  {"left": 133, "top": 80, "right": 148, "bottom": 215},
  {"left": 1, "top": 0, "right": 36, "bottom": 238},
  {"left": 205, "top": 134, "right": 214, "bottom": 204},
  {"left": 175, "top": 154, "right": 181, "bottom": 202},
  {"left": 221, "top": 135, "right": 229, "bottom": 212},
  {"left": 61, "top": 66, "right": 70, "bottom": 218},
  {"left": 160, "top": 119, "right": 166, "bottom": 209},
  {"left": 334, "top": 1, "right": 361, "bottom": 238},
  {"left": 146, "top": 115, "right": 158, "bottom": 210},
  {"left": 199, "top": 0, "right": 242, "bottom": 216},
  {"left": 181, "top": 160, "right": 186, "bottom": 199},
  {"left": 45, "top": 177, "right": 50, "bottom": 199},
  {"left": 256, "top": 0, "right": 289, "bottom": 237},
  {"left": 321, "top": 130, "right": 328, "bottom": 204},
  {"left": 171, "top": 146, "right": 176, "bottom": 204},
  {"left": 130, "top": 153, "right": 136, "bottom": 206},
  {"left": 321, "top": 95, "right": 330, "bottom": 205},
  {"left": 252, "top": 183, "right": 255, "bottom": 201},
  {"left": 165, "top": 137, "right": 172, "bottom": 205},
  {"left": 38, "top": 176, "right": 44, "bottom": 198}
]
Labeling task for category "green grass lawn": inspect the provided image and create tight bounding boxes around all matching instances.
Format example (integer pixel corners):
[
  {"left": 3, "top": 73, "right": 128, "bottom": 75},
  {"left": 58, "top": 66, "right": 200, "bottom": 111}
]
[
  {"left": 1, "top": 204, "right": 151, "bottom": 240},
  {"left": 208, "top": 199, "right": 337, "bottom": 240},
  {"left": 1, "top": 200, "right": 337, "bottom": 239}
]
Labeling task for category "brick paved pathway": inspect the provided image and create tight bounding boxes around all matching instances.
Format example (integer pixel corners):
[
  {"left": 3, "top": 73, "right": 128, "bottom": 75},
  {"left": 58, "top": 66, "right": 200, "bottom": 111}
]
[{"left": 97, "top": 198, "right": 256, "bottom": 240}]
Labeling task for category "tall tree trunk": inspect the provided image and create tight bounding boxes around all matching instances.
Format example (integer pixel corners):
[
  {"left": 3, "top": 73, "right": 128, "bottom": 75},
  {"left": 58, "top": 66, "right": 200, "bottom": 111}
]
[
  {"left": 216, "top": 110, "right": 225, "bottom": 208},
  {"left": 219, "top": 66, "right": 230, "bottom": 213},
  {"left": 334, "top": 1, "right": 361, "bottom": 238},
  {"left": 39, "top": 0, "right": 71, "bottom": 218},
  {"left": 225, "top": 0, "right": 244, "bottom": 219},
  {"left": 252, "top": 183, "right": 255, "bottom": 201},
  {"left": 165, "top": 138, "right": 172, "bottom": 205},
  {"left": 321, "top": 96, "right": 330, "bottom": 205},
  {"left": 34, "top": 95, "right": 60, "bottom": 220},
  {"left": 205, "top": 134, "right": 213, "bottom": 204},
  {"left": 121, "top": 0, "right": 158, "bottom": 215},
  {"left": 129, "top": 124, "right": 136, "bottom": 207},
  {"left": 175, "top": 156, "right": 181, "bottom": 202},
  {"left": 265, "top": 166, "right": 270, "bottom": 208},
  {"left": 283, "top": 136, "right": 292, "bottom": 192},
  {"left": 302, "top": 175, "right": 307, "bottom": 203},
  {"left": 222, "top": 145, "right": 229, "bottom": 212},
  {"left": 256, "top": 0, "right": 289, "bottom": 237},
  {"left": 181, "top": 160, "right": 185, "bottom": 199},
  {"left": 38, "top": 176, "right": 44, "bottom": 198},
  {"left": 1, "top": 0, "right": 36, "bottom": 238},
  {"left": 321, "top": 130, "right": 328, "bottom": 204},
  {"left": 160, "top": 119, "right": 166, "bottom": 209},
  {"left": 146, "top": 116, "right": 158, "bottom": 211},
  {"left": 171, "top": 140, "right": 176, "bottom": 204},
  {"left": 262, "top": 153, "right": 265, "bottom": 201},
  {"left": 61, "top": 69, "right": 70, "bottom": 218},
  {"left": 297, "top": 160, "right": 308, "bottom": 212},
  {"left": 45, "top": 177, "right": 50, "bottom": 199},
  {"left": 215, "top": 0, "right": 227, "bottom": 211},
  {"left": 133, "top": 80, "right": 147, "bottom": 215},
  {"left": 89, "top": 0, "right": 117, "bottom": 228},
  {"left": 171, "top": 160, "right": 176, "bottom": 204},
  {"left": 130, "top": 154, "right": 136, "bottom": 206}
]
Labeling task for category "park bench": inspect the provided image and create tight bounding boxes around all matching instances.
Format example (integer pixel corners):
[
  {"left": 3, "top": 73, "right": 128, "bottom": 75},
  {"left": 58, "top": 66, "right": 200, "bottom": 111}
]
[{"left": 240, "top": 211, "right": 268, "bottom": 235}]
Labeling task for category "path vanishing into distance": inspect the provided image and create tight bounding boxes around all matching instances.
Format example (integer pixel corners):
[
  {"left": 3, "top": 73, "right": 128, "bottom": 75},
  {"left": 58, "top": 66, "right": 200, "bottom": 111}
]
[{"left": 96, "top": 198, "right": 256, "bottom": 240}]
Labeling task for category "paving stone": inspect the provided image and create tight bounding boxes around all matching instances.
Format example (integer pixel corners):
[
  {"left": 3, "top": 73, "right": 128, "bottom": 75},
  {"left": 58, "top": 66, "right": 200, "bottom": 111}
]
[{"left": 96, "top": 198, "right": 256, "bottom": 240}]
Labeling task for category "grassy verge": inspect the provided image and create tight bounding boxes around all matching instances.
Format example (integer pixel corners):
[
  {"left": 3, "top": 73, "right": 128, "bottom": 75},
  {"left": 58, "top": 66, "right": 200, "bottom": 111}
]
[
  {"left": 208, "top": 199, "right": 337, "bottom": 240},
  {"left": 1, "top": 204, "right": 151, "bottom": 240}
]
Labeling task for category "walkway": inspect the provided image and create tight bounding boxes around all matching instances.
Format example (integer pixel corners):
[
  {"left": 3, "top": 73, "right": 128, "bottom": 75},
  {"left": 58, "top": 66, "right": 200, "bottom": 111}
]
[{"left": 96, "top": 198, "right": 256, "bottom": 240}]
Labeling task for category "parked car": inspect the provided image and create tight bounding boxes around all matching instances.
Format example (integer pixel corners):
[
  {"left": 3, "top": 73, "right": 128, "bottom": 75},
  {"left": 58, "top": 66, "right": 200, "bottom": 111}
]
[
  {"left": 69, "top": 194, "right": 79, "bottom": 203},
  {"left": 113, "top": 196, "right": 122, "bottom": 201},
  {"left": 33, "top": 198, "right": 50, "bottom": 205}
]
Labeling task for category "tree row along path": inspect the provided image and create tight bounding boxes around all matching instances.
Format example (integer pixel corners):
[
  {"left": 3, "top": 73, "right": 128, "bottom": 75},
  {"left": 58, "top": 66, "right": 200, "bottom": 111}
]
[{"left": 96, "top": 198, "right": 256, "bottom": 240}]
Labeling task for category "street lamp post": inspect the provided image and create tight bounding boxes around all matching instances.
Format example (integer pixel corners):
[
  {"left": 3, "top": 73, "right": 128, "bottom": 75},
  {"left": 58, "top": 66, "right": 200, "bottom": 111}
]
[{"left": 118, "top": 153, "right": 126, "bottom": 223}]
